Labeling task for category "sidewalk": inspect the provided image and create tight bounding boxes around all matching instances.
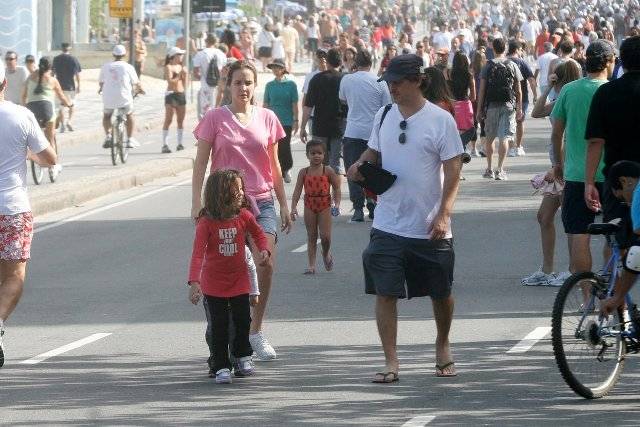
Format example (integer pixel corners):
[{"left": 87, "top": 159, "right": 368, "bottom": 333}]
[{"left": 28, "top": 60, "right": 312, "bottom": 216}]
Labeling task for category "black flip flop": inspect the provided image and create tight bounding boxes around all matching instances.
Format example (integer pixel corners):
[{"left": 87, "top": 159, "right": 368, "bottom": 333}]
[
  {"left": 372, "top": 371, "right": 399, "bottom": 383},
  {"left": 435, "top": 362, "right": 457, "bottom": 377}
]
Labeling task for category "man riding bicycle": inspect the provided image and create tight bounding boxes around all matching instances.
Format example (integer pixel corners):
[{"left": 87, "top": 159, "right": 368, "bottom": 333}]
[
  {"left": 99, "top": 45, "right": 144, "bottom": 149},
  {"left": 601, "top": 161, "right": 640, "bottom": 316}
]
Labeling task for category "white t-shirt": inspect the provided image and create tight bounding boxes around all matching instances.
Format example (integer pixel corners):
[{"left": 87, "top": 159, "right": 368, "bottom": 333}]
[
  {"left": 5, "top": 66, "right": 29, "bottom": 105},
  {"left": 257, "top": 30, "right": 275, "bottom": 49},
  {"left": 537, "top": 52, "right": 558, "bottom": 88},
  {"left": 0, "top": 101, "right": 50, "bottom": 215},
  {"left": 272, "top": 37, "right": 285, "bottom": 59},
  {"left": 339, "top": 71, "right": 392, "bottom": 140},
  {"left": 98, "top": 61, "right": 139, "bottom": 109},
  {"left": 193, "top": 47, "right": 227, "bottom": 86},
  {"left": 368, "top": 102, "right": 463, "bottom": 239}
]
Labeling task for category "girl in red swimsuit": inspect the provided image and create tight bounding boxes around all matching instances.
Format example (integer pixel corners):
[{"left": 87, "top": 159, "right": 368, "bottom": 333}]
[{"left": 290, "top": 140, "right": 341, "bottom": 274}]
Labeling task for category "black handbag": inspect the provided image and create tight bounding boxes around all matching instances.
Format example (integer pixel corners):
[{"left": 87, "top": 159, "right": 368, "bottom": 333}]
[{"left": 355, "top": 161, "right": 397, "bottom": 195}]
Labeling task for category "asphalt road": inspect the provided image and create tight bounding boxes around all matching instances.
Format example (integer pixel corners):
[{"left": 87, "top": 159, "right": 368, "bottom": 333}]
[{"left": 2, "top": 108, "right": 640, "bottom": 426}]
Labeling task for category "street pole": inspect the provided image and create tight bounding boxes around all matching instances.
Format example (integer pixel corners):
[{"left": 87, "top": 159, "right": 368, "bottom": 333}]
[
  {"left": 185, "top": 0, "right": 192, "bottom": 104},
  {"left": 129, "top": 17, "right": 135, "bottom": 66}
]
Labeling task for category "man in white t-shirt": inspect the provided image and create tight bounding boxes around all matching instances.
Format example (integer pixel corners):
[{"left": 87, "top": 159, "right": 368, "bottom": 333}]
[
  {"left": 339, "top": 50, "right": 392, "bottom": 222},
  {"left": 193, "top": 34, "right": 227, "bottom": 120},
  {"left": 535, "top": 42, "right": 558, "bottom": 94},
  {"left": 99, "top": 45, "right": 144, "bottom": 148},
  {"left": 347, "top": 54, "right": 463, "bottom": 382},
  {"left": 3, "top": 51, "right": 29, "bottom": 105},
  {"left": 0, "top": 61, "right": 57, "bottom": 367}
]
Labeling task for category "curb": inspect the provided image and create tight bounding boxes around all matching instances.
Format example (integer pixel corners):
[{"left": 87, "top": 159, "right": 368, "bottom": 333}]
[{"left": 30, "top": 150, "right": 196, "bottom": 216}]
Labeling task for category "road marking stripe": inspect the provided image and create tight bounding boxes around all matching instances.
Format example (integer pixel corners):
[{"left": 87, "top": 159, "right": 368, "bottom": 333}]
[
  {"left": 21, "top": 333, "right": 112, "bottom": 364},
  {"left": 506, "top": 326, "right": 552, "bottom": 353},
  {"left": 402, "top": 415, "right": 436, "bottom": 426},
  {"left": 34, "top": 178, "right": 191, "bottom": 234},
  {"left": 292, "top": 238, "right": 321, "bottom": 253}
]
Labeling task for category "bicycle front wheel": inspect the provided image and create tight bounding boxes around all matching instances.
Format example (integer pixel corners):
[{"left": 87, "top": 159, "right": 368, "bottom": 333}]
[
  {"left": 110, "top": 123, "right": 119, "bottom": 166},
  {"left": 31, "top": 160, "right": 44, "bottom": 185},
  {"left": 552, "top": 271, "right": 626, "bottom": 399}
]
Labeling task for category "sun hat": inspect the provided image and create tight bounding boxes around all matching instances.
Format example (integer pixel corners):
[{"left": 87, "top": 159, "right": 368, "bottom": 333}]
[{"left": 266, "top": 58, "right": 288, "bottom": 73}]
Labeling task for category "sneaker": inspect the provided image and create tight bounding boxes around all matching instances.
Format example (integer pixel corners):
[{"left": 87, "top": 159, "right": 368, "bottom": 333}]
[
  {"left": 507, "top": 147, "right": 517, "bottom": 157},
  {"left": 495, "top": 169, "right": 507, "bottom": 180},
  {"left": 66, "top": 123, "right": 74, "bottom": 132},
  {"left": 471, "top": 149, "right": 480, "bottom": 157},
  {"left": 49, "top": 164, "right": 63, "bottom": 180},
  {"left": 548, "top": 271, "right": 571, "bottom": 287},
  {"left": 461, "top": 152, "right": 472, "bottom": 164},
  {"left": 126, "top": 137, "right": 140, "bottom": 148},
  {"left": 521, "top": 269, "right": 555, "bottom": 286},
  {"left": 350, "top": 208, "right": 365, "bottom": 223},
  {"left": 161, "top": 144, "right": 172, "bottom": 154},
  {"left": 479, "top": 150, "right": 486, "bottom": 158},
  {"left": 233, "top": 356, "right": 255, "bottom": 377},
  {"left": 517, "top": 147, "right": 526, "bottom": 156},
  {"left": 283, "top": 171, "right": 292, "bottom": 183},
  {"left": 249, "top": 332, "right": 276, "bottom": 360},
  {"left": 215, "top": 368, "right": 233, "bottom": 384},
  {"left": 102, "top": 136, "right": 113, "bottom": 149},
  {"left": 176, "top": 144, "right": 185, "bottom": 151},
  {"left": 482, "top": 168, "right": 495, "bottom": 179},
  {"left": 0, "top": 322, "right": 5, "bottom": 368}
]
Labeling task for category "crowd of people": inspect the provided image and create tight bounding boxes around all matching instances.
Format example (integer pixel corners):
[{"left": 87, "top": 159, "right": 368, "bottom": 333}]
[{"left": 2, "top": 1, "right": 640, "bottom": 391}]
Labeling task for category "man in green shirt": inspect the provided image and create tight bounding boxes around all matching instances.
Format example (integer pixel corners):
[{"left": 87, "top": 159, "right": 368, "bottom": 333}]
[{"left": 551, "top": 40, "right": 616, "bottom": 276}]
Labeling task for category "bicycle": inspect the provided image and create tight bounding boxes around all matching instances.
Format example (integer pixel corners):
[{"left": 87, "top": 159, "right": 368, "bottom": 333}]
[
  {"left": 109, "top": 107, "right": 130, "bottom": 166},
  {"left": 552, "top": 219, "right": 640, "bottom": 399},
  {"left": 31, "top": 134, "right": 59, "bottom": 185}
]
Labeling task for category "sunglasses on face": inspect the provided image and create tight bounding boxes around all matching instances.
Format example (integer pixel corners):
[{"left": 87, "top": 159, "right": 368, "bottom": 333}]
[{"left": 399, "top": 120, "right": 407, "bottom": 144}]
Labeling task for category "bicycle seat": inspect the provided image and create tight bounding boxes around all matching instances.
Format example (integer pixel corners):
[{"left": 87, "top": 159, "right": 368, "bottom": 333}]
[{"left": 587, "top": 220, "right": 621, "bottom": 235}]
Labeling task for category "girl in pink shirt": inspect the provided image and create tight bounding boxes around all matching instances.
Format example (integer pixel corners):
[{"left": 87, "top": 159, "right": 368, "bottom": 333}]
[
  {"left": 192, "top": 60, "right": 292, "bottom": 361},
  {"left": 188, "top": 170, "right": 270, "bottom": 384}
]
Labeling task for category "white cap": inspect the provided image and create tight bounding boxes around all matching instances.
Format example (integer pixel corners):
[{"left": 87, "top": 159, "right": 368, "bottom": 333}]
[
  {"left": 112, "top": 44, "right": 127, "bottom": 56},
  {"left": 0, "top": 60, "right": 5, "bottom": 84},
  {"left": 167, "top": 46, "right": 185, "bottom": 57}
]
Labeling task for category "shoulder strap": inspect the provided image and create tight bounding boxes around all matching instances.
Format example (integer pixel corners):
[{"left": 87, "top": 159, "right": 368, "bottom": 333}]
[{"left": 379, "top": 103, "right": 393, "bottom": 129}]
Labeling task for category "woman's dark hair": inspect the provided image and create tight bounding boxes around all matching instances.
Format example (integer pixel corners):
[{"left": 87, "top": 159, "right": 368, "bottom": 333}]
[
  {"left": 34, "top": 57, "right": 51, "bottom": 95},
  {"left": 201, "top": 169, "right": 248, "bottom": 220},
  {"left": 422, "top": 67, "right": 452, "bottom": 104},
  {"left": 608, "top": 160, "right": 640, "bottom": 190},
  {"left": 305, "top": 139, "right": 326, "bottom": 155},
  {"left": 620, "top": 35, "right": 640, "bottom": 72},
  {"left": 449, "top": 52, "right": 472, "bottom": 100}
]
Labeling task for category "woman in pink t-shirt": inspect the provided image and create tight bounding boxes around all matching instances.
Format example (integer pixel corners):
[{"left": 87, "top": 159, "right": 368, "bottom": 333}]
[{"left": 192, "top": 60, "right": 291, "bottom": 361}]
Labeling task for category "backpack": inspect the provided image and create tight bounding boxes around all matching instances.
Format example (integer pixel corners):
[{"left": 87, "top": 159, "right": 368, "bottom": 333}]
[
  {"left": 485, "top": 60, "right": 515, "bottom": 104},
  {"left": 205, "top": 53, "right": 220, "bottom": 87}
]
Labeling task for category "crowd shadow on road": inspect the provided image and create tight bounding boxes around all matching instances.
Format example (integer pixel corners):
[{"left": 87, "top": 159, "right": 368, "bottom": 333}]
[{"left": 3, "top": 341, "right": 640, "bottom": 426}]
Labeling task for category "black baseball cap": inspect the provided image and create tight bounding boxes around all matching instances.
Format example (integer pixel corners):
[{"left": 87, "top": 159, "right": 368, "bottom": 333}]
[
  {"left": 378, "top": 54, "right": 424, "bottom": 83},
  {"left": 586, "top": 39, "right": 615, "bottom": 58}
]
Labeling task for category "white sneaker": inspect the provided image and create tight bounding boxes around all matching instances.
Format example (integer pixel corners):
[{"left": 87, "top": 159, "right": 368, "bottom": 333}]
[
  {"left": 126, "top": 137, "right": 140, "bottom": 148},
  {"left": 249, "top": 332, "right": 276, "bottom": 360},
  {"left": 507, "top": 147, "right": 518, "bottom": 157},
  {"left": 471, "top": 149, "right": 480, "bottom": 157},
  {"left": 49, "top": 164, "right": 63, "bottom": 180},
  {"left": 495, "top": 169, "right": 508, "bottom": 180},
  {"left": 521, "top": 269, "right": 555, "bottom": 286},
  {"left": 215, "top": 368, "right": 232, "bottom": 384},
  {"left": 548, "top": 271, "right": 571, "bottom": 287},
  {"left": 517, "top": 147, "right": 526, "bottom": 156}
]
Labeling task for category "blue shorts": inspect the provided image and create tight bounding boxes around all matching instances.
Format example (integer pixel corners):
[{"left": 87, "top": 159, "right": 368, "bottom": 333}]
[{"left": 256, "top": 198, "right": 278, "bottom": 238}]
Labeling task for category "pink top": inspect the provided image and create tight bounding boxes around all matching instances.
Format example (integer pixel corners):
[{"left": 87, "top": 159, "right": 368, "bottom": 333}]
[{"left": 193, "top": 106, "right": 286, "bottom": 200}]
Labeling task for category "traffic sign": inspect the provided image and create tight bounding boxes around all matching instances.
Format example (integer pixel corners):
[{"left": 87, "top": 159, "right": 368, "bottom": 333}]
[
  {"left": 192, "top": 0, "right": 226, "bottom": 14},
  {"left": 109, "top": 0, "right": 134, "bottom": 19}
]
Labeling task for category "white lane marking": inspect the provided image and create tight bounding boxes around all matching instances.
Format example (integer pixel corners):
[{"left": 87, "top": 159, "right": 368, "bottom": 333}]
[
  {"left": 506, "top": 326, "right": 552, "bottom": 353},
  {"left": 21, "top": 333, "right": 112, "bottom": 364},
  {"left": 34, "top": 178, "right": 191, "bottom": 234},
  {"left": 292, "top": 238, "right": 321, "bottom": 253},
  {"left": 402, "top": 415, "right": 436, "bottom": 426}
]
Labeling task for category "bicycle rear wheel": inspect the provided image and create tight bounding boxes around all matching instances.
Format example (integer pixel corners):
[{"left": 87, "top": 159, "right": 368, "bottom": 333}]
[
  {"left": 31, "top": 160, "right": 44, "bottom": 185},
  {"left": 118, "top": 121, "right": 129, "bottom": 164},
  {"left": 110, "top": 122, "right": 119, "bottom": 166},
  {"left": 552, "top": 271, "right": 626, "bottom": 399}
]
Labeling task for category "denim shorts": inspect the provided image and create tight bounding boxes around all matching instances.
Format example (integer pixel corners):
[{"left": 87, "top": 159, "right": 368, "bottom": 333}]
[
  {"left": 484, "top": 104, "right": 516, "bottom": 140},
  {"left": 256, "top": 198, "right": 278, "bottom": 238}
]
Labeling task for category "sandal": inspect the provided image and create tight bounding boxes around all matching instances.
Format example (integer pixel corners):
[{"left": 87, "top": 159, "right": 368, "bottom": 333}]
[
  {"left": 323, "top": 253, "right": 334, "bottom": 272},
  {"left": 303, "top": 268, "right": 315, "bottom": 275},
  {"left": 372, "top": 371, "right": 399, "bottom": 383},
  {"left": 435, "top": 361, "right": 457, "bottom": 377}
]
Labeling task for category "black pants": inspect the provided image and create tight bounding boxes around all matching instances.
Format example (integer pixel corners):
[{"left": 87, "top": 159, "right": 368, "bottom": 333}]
[
  {"left": 342, "top": 137, "right": 368, "bottom": 209},
  {"left": 278, "top": 126, "right": 293, "bottom": 173},
  {"left": 203, "top": 294, "right": 252, "bottom": 372}
]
